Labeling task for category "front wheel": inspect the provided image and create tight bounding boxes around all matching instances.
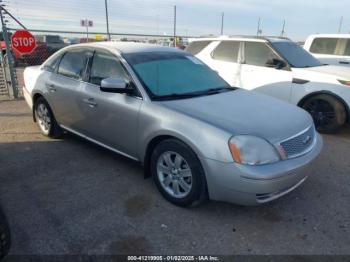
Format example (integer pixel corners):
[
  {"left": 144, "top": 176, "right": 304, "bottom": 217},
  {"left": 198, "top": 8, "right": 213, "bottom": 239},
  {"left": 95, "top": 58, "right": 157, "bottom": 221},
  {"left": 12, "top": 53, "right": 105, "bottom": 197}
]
[
  {"left": 302, "top": 94, "right": 346, "bottom": 134},
  {"left": 34, "top": 97, "right": 62, "bottom": 138},
  {"left": 151, "top": 139, "right": 207, "bottom": 207}
]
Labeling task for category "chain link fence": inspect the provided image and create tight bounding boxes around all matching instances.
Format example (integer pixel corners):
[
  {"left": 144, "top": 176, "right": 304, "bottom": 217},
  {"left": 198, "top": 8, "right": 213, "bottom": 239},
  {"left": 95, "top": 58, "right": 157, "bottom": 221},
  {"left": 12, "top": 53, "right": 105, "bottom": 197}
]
[
  {"left": 1, "top": 28, "right": 190, "bottom": 99},
  {"left": 0, "top": 66, "right": 9, "bottom": 97},
  {"left": 0, "top": 0, "right": 216, "bottom": 99}
]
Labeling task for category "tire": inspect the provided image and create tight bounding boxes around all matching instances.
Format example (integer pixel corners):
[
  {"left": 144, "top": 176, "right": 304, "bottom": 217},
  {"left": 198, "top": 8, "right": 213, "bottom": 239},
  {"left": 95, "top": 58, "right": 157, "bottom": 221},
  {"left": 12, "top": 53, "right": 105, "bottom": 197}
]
[
  {"left": 150, "top": 139, "right": 207, "bottom": 207},
  {"left": 0, "top": 208, "right": 11, "bottom": 260},
  {"left": 34, "top": 97, "right": 62, "bottom": 138},
  {"left": 302, "top": 94, "right": 346, "bottom": 134}
]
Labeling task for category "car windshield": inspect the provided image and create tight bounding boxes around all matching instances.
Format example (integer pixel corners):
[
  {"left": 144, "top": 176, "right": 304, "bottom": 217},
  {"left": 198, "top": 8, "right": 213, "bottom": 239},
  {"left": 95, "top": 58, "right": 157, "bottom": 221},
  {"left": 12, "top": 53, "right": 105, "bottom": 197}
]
[
  {"left": 270, "top": 41, "right": 323, "bottom": 68},
  {"left": 123, "top": 51, "right": 232, "bottom": 100}
]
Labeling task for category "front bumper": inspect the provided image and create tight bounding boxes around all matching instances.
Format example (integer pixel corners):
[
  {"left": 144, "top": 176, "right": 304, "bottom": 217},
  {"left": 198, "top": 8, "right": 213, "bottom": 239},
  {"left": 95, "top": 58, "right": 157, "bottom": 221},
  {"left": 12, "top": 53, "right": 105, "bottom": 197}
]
[{"left": 201, "top": 133, "right": 323, "bottom": 206}]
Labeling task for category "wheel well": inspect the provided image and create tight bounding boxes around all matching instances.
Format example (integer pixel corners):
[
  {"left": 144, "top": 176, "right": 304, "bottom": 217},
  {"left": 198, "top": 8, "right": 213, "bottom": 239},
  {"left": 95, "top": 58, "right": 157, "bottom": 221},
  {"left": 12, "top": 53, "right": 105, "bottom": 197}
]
[
  {"left": 143, "top": 135, "right": 180, "bottom": 178},
  {"left": 298, "top": 91, "right": 350, "bottom": 122},
  {"left": 32, "top": 93, "right": 43, "bottom": 122}
]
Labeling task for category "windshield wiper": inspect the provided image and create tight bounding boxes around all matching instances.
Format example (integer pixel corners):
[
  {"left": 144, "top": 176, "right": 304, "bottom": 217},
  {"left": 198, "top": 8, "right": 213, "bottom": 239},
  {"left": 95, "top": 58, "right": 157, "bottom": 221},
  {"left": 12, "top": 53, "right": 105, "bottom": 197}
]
[
  {"left": 152, "top": 92, "right": 204, "bottom": 101},
  {"left": 203, "top": 86, "right": 234, "bottom": 94},
  {"left": 153, "top": 86, "right": 234, "bottom": 101}
]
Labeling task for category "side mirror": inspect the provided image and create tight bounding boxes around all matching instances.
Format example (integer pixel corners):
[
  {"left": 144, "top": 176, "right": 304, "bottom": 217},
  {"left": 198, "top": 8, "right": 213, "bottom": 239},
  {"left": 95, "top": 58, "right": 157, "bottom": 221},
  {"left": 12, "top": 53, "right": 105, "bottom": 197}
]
[
  {"left": 100, "top": 77, "right": 132, "bottom": 94},
  {"left": 265, "top": 58, "right": 286, "bottom": 69}
]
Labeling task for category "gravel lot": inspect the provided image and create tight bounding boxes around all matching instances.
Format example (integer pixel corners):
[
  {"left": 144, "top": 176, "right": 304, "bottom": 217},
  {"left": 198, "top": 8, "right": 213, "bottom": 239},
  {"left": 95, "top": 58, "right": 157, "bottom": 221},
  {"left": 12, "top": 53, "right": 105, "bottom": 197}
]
[{"left": 0, "top": 99, "right": 349, "bottom": 255}]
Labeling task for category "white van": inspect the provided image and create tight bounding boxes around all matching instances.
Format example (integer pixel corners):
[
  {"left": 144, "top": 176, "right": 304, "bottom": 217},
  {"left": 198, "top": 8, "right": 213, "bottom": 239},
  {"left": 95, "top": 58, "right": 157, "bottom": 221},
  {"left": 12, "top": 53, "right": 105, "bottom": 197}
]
[{"left": 304, "top": 34, "right": 350, "bottom": 67}]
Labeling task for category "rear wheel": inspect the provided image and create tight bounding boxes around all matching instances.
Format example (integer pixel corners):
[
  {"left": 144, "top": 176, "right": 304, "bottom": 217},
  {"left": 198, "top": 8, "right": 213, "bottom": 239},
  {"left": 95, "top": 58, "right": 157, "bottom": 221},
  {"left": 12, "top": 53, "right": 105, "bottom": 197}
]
[
  {"left": 34, "top": 97, "right": 62, "bottom": 138},
  {"left": 302, "top": 94, "right": 346, "bottom": 134},
  {"left": 151, "top": 139, "right": 207, "bottom": 207}
]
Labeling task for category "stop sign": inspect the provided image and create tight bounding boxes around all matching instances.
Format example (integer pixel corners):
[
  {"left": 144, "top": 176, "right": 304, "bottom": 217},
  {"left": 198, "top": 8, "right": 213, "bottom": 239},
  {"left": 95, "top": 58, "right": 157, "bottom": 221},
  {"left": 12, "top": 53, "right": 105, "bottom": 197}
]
[{"left": 11, "top": 30, "right": 36, "bottom": 55}]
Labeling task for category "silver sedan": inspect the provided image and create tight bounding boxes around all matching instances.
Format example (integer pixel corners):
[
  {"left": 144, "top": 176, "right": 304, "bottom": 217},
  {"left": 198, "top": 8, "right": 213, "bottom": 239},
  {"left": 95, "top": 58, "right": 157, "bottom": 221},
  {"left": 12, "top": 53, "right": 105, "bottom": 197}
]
[{"left": 23, "top": 42, "right": 323, "bottom": 207}]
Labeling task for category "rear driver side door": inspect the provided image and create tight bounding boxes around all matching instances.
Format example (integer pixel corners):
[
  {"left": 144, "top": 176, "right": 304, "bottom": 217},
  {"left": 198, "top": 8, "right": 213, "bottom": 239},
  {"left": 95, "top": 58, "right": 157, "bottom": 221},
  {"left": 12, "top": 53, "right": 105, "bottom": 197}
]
[{"left": 45, "top": 48, "right": 93, "bottom": 131}]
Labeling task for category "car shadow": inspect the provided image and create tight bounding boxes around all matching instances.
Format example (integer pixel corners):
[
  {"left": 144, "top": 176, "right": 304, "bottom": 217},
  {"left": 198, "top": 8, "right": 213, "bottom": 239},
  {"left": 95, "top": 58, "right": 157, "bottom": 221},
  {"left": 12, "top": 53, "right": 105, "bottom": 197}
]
[{"left": 0, "top": 125, "right": 349, "bottom": 254}]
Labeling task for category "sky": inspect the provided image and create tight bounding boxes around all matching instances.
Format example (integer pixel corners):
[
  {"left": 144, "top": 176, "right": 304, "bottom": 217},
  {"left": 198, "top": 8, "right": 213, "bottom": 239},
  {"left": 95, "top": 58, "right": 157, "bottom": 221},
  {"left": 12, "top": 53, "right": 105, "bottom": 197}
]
[{"left": 6, "top": 0, "right": 350, "bottom": 41}]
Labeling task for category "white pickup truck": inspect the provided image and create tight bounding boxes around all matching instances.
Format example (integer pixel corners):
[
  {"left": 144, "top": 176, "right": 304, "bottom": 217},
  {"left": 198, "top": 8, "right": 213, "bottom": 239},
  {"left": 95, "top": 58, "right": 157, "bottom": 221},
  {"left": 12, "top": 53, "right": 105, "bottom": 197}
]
[{"left": 304, "top": 34, "right": 350, "bottom": 67}]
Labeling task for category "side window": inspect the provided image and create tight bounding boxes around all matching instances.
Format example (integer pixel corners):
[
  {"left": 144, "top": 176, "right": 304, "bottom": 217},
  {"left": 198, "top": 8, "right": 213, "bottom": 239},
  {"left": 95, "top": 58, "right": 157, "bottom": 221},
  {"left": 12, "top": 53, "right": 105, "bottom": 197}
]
[
  {"left": 212, "top": 41, "right": 240, "bottom": 62},
  {"left": 310, "top": 38, "right": 338, "bottom": 55},
  {"left": 57, "top": 49, "right": 92, "bottom": 80},
  {"left": 185, "top": 41, "right": 212, "bottom": 55},
  {"left": 42, "top": 54, "right": 61, "bottom": 72},
  {"left": 89, "top": 51, "right": 128, "bottom": 86},
  {"left": 244, "top": 42, "right": 279, "bottom": 67},
  {"left": 342, "top": 40, "right": 350, "bottom": 56}
]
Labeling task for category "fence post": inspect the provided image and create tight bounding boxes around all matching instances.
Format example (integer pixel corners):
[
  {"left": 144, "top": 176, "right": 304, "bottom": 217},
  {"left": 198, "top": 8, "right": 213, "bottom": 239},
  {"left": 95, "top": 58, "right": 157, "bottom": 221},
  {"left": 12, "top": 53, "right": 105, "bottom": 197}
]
[{"left": 0, "top": 7, "right": 18, "bottom": 98}]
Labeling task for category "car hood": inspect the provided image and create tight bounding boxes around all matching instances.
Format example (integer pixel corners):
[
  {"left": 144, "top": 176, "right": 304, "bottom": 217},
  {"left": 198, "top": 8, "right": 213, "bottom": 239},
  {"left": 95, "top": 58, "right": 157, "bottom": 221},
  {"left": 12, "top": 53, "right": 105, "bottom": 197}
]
[
  {"left": 159, "top": 89, "right": 312, "bottom": 144},
  {"left": 294, "top": 65, "right": 350, "bottom": 80}
]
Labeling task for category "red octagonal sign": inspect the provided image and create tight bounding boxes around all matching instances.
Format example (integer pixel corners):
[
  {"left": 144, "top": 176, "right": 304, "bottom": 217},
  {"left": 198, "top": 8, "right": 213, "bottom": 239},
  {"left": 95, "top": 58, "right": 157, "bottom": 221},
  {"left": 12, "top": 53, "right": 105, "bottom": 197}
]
[{"left": 11, "top": 30, "right": 36, "bottom": 55}]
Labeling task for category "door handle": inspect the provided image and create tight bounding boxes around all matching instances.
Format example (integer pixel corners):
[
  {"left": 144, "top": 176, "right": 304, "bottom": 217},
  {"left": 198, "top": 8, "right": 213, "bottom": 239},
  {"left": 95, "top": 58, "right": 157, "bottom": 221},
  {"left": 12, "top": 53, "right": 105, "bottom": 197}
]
[
  {"left": 339, "top": 61, "right": 350, "bottom": 65},
  {"left": 46, "top": 83, "right": 57, "bottom": 92},
  {"left": 83, "top": 98, "right": 97, "bottom": 108}
]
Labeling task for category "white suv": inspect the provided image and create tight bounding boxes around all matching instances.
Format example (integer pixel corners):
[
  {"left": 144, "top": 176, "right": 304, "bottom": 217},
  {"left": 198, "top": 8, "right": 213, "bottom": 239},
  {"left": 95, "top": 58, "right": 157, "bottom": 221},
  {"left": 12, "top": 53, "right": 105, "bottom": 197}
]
[
  {"left": 304, "top": 34, "right": 350, "bottom": 67},
  {"left": 186, "top": 36, "right": 350, "bottom": 133}
]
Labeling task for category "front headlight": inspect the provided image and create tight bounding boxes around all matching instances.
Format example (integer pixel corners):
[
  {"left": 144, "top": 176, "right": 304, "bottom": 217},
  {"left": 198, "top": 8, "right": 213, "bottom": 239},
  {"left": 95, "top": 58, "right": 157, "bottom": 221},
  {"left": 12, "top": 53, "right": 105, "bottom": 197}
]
[
  {"left": 338, "top": 79, "right": 350, "bottom": 86},
  {"left": 229, "top": 135, "right": 280, "bottom": 165}
]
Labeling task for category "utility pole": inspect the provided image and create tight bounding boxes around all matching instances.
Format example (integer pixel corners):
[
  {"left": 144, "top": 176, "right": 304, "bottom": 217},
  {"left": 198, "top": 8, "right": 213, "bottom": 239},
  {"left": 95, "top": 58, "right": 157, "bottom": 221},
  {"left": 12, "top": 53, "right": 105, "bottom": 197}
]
[
  {"left": 220, "top": 12, "right": 224, "bottom": 35},
  {"left": 256, "top": 17, "right": 262, "bottom": 36},
  {"left": 85, "top": 21, "right": 89, "bottom": 42},
  {"left": 156, "top": 15, "right": 159, "bottom": 35},
  {"left": 338, "top": 16, "right": 343, "bottom": 33},
  {"left": 104, "top": 0, "right": 110, "bottom": 40},
  {"left": 173, "top": 5, "right": 176, "bottom": 47},
  {"left": 281, "top": 19, "right": 286, "bottom": 37},
  {"left": 0, "top": 5, "right": 17, "bottom": 98}
]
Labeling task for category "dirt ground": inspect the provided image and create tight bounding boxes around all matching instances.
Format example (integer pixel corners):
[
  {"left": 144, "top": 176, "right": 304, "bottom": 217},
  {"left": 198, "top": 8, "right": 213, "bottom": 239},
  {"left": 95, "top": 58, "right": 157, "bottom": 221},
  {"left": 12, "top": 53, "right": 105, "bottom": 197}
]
[{"left": 0, "top": 99, "right": 349, "bottom": 255}]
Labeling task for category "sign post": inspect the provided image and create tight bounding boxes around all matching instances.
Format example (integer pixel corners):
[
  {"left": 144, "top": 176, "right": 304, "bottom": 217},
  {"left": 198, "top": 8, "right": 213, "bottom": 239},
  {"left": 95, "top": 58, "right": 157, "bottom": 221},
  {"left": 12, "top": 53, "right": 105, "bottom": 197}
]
[{"left": 81, "top": 19, "right": 93, "bottom": 43}]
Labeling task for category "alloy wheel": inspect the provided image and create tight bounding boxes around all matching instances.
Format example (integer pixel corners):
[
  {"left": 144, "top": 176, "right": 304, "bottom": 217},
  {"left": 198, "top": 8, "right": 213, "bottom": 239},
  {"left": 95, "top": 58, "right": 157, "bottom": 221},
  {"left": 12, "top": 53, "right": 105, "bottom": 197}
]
[
  {"left": 156, "top": 151, "right": 193, "bottom": 198},
  {"left": 36, "top": 103, "right": 51, "bottom": 133},
  {"left": 304, "top": 99, "right": 336, "bottom": 129}
]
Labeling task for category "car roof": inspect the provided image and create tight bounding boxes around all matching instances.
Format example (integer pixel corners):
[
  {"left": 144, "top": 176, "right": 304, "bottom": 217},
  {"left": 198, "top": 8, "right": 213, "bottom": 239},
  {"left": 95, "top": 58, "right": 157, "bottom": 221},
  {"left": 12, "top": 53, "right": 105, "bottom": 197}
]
[
  {"left": 67, "top": 41, "right": 182, "bottom": 54},
  {"left": 307, "top": 34, "right": 350, "bottom": 39},
  {"left": 189, "top": 35, "right": 291, "bottom": 43}
]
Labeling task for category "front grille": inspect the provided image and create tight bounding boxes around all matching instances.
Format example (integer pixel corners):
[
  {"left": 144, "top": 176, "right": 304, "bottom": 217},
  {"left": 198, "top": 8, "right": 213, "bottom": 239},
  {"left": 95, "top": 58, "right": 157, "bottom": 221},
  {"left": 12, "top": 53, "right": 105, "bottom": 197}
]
[{"left": 280, "top": 126, "right": 315, "bottom": 159}]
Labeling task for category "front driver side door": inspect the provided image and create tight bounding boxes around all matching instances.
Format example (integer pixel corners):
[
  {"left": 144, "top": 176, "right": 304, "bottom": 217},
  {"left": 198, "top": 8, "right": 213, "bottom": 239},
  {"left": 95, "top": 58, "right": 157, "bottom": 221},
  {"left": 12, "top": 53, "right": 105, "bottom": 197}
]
[
  {"left": 79, "top": 49, "right": 142, "bottom": 158},
  {"left": 240, "top": 41, "right": 293, "bottom": 102}
]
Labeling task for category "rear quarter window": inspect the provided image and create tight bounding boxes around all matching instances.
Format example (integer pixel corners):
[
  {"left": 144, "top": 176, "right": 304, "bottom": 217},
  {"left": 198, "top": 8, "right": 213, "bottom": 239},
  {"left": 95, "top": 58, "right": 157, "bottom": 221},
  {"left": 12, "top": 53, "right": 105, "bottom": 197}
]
[
  {"left": 185, "top": 41, "right": 212, "bottom": 55},
  {"left": 42, "top": 54, "right": 62, "bottom": 72},
  {"left": 342, "top": 40, "right": 350, "bottom": 56},
  {"left": 310, "top": 38, "right": 338, "bottom": 55}
]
